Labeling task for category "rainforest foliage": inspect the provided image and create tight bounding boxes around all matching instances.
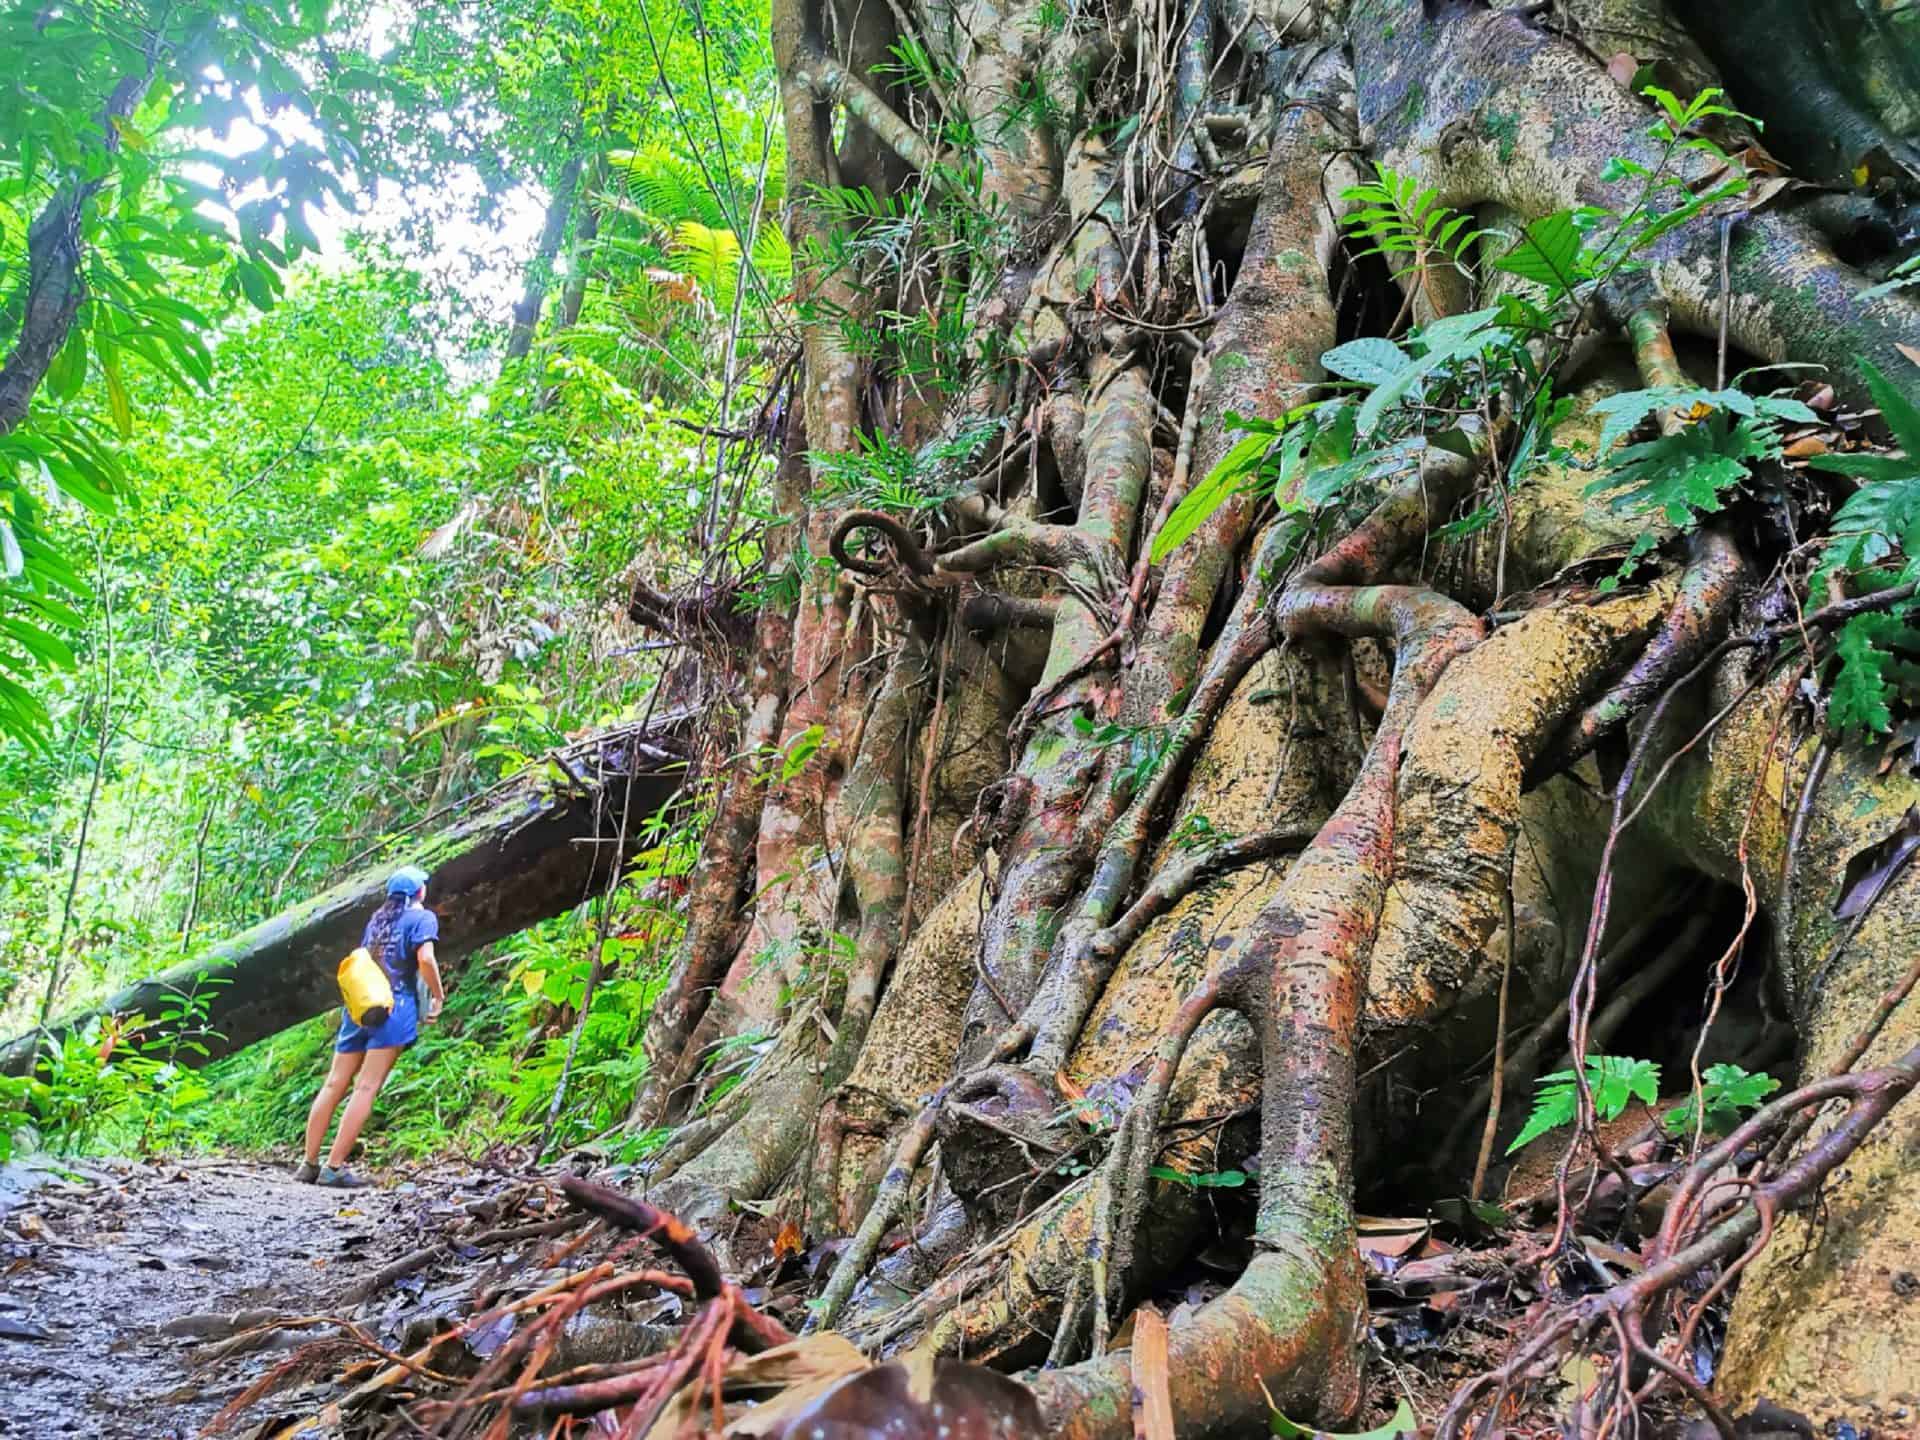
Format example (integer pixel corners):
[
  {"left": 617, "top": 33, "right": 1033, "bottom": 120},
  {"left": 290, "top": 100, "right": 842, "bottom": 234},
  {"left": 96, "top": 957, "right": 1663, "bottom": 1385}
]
[
  {"left": 0, "top": 0, "right": 788, "bottom": 1155},
  {"left": 7, "top": 0, "right": 1920, "bottom": 1436}
]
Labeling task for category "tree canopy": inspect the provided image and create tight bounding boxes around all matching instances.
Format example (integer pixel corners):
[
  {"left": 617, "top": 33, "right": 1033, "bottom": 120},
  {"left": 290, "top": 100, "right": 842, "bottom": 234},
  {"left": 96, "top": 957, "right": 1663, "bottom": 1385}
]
[{"left": 0, "top": 0, "right": 787, "bottom": 1035}]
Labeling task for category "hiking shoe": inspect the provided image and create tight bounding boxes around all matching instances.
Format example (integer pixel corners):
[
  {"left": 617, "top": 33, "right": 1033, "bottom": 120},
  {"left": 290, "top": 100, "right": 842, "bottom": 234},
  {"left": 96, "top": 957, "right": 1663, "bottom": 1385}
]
[
  {"left": 293, "top": 1160, "right": 319, "bottom": 1184},
  {"left": 317, "top": 1165, "right": 369, "bottom": 1189}
]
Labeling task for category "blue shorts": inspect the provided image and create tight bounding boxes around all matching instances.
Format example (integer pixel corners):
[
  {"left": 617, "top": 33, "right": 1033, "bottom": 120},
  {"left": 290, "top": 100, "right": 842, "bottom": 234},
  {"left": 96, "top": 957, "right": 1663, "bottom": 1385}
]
[{"left": 335, "top": 976, "right": 422, "bottom": 1053}]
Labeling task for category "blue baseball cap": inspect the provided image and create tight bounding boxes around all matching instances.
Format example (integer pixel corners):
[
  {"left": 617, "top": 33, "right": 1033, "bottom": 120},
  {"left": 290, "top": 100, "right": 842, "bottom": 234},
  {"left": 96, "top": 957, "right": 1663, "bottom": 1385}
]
[{"left": 386, "top": 866, "right": 430, "bottom": 897}]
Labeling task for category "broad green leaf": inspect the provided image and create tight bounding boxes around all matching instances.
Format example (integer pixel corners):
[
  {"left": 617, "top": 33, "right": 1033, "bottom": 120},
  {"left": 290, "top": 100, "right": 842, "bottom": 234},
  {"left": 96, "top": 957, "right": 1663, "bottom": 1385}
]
[
  {"left": 1630, "top": 177, "right": 1747, "bottom": 254},
  {"left": 101, "top": 352, "right": 132, "bottom": 439},
  {"left": 1643, "top": 84, "right": 1688, "bottom": 125},
  {"left": 1320, "top": 337, "right": 1411, "bottom": 388},
  {"left": 0, "top": 674, "right": 52, "bottom": 748},
  {"left": 1493, "top": 211, "right": 1589, "bottom": 295},
  {"left": 1420, "top": 307, "right": 1504, "bottom": 350},
  {"left": 780, "top": 723, "right": 826, "bottom": 781},
  {"left": 1149, "top": 1165, "right": 1247, "bottom": 1188},
  {"left": 1152, "top": 432, "right": 1268, "bottom": 562},
  {"left": 43, "top": 455, "right": 117, "bottom": 515},
  {"left": 1303, "top": 436, "right": 1424, "bottom": 508},
  {"left": 1808, "top": 452, "right": 1920, "bottom": 484},
  {"left": 1356, "top": 308, "right": 1503, "bottom": 438},
  {"left": 235, "top": 259, "right": 277, "bottom": 312},
  {"left": 47, "top": 328, "right": 87, "bottom": 401},
  {"left": 0, "top": 618, "right": 76, "bottom": 669}
]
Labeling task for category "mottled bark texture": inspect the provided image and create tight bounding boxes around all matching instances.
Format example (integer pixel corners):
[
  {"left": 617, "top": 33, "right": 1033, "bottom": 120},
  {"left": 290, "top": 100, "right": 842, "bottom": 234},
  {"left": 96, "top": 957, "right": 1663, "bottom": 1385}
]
[
  {"left": 617, "top": 0, "right": 1920, "bottom": 1430},
  {"left": 82, "top": 0, "right": 1920, "bottom": 1432}
]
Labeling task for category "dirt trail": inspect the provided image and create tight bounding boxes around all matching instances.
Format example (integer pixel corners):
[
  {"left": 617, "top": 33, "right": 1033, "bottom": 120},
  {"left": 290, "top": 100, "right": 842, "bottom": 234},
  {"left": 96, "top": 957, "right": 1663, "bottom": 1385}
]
[{"left": 0, "top": 1155, "right": 483, "bottom": 1438}]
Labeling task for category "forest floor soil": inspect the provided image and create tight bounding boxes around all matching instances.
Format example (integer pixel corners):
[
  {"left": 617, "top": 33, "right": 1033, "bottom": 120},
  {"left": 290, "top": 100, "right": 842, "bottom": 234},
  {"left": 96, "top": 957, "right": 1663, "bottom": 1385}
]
[
  {"left": 0, "top": 1153, "right": 508, "bottom": 1438},
  {"left": 0, "top": 1151, "right": 1554, "bottom": 1438}
]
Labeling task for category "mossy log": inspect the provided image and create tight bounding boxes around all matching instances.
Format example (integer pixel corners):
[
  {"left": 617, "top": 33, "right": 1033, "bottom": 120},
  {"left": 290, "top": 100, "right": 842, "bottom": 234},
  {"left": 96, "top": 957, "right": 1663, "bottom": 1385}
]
[{"left": 0, "top": 723, "right": 691, "bottom": 1076}]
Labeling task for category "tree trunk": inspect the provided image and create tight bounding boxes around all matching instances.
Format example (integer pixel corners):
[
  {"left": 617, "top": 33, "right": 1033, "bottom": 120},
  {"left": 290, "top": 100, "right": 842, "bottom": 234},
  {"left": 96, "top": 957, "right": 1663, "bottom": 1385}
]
[
  {"left": 0, "top": 58, "right": 157, "bottom": 434},
  {"left": 601, "top": 0, "right": 1920, "bottom": 1427},
  {"left": 0, "top": 723, "right": 691, "bottom": 1076},
  {"left": 237, "top": 1, "right": 1920, "bottom": 1434},
  {"left": 504, "top": 151, "right": 585, "bottom": 362}
]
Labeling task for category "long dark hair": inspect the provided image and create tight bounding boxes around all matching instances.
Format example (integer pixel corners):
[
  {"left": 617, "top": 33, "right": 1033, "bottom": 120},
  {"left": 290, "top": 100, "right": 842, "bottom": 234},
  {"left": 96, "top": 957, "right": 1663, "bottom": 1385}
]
[{"left": 367, "top": 893, "right": 408, "bottom": 968}]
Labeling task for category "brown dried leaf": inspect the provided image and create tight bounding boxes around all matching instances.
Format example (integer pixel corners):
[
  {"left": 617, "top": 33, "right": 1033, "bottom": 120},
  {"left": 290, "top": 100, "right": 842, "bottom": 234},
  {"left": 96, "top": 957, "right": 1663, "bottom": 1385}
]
[
  {"left": 727, "top": 1333, "right": 871, "bottom": 1392},
  {"left": 725, "top": 1375, "right": 864, "bottom": 1437},
  {"left": 901, "top": 1347, "right": 938, "bottom": 1403},
  {"left": 751, "top": 1356, "right": 1044, "bottom": 1439},
  {"left": 1354, "top": 1215, "right": 1430, "bottom": 1260},
  {"left": 1131, "top": 1305, "right": 1174, "bottom": 1440},
  {"left": 1835, "top": 805, "right": 1920, "bottom": 920},
  {"left": 1744, "top": 175, "right": 1795, "bottom": 212},
  {"left": 1877, "top": 719, "right": 1920, "bottom": 777},
  {"left": 643, "top": 266, "right": 702, "bottom": 304},
  {"left": 636, "top": 1335, "right": 876, "bottom": 1439}
]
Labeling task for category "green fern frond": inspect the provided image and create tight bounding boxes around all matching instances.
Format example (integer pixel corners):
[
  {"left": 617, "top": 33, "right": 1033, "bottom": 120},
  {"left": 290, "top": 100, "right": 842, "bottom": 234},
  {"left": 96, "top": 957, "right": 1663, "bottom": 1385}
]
[
  {"left": 1340, "top": 165, "right": 1486, "bottom": 278},
  {"left": 669, "top": 220, "right": 744, "bottom": 309},
  {"left": 751, "top": 224, "right": 791, "bottom": 283},
  {"left": 605, "top": 146, "right": 730, "bottom": 229}
]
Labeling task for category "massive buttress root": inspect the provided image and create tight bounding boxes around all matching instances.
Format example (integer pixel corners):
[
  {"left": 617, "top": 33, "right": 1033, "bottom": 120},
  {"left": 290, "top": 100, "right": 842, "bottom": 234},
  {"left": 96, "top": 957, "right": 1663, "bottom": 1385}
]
[
  {"left": 1645, "top": 667, "right": 1920, "bottom": 1428},
  {"left": 606, "top": 0, "right": 1920, "bottom": 1430}
]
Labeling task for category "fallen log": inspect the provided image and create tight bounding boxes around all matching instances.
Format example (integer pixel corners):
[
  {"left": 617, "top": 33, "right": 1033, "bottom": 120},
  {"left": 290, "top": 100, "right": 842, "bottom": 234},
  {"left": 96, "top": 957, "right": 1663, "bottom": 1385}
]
[{"left": 0, "top": 722, "right": 692, "bottom": 1076}]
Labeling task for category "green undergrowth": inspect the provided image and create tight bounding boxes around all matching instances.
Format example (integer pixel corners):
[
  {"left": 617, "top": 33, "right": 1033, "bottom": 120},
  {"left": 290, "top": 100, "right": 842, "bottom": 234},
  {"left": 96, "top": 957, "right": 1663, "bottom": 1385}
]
[
  {"left": 16, "top": 892, "right": 680, "bottom": 1166},
  {"left": 187, "top": 921, "right": 671, "bottom": 1163}
]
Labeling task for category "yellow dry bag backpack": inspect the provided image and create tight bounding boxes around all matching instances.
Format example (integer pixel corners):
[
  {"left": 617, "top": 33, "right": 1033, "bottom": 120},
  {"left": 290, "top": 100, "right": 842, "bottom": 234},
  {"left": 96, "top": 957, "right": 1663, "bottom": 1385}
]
[{"left": 338, "top": 946, "right": 394, "bottom": 1029}]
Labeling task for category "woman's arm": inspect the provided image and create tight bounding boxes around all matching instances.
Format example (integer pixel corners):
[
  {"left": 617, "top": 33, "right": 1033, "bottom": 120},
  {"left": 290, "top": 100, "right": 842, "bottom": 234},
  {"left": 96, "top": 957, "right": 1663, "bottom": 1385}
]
[{"left": 417, "top": 941, "right": 445, "bottom": 1019}]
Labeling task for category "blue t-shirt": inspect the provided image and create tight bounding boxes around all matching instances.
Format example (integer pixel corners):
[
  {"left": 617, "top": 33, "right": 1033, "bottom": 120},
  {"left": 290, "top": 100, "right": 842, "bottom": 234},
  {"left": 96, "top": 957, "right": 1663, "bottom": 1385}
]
[{"left": 363, "top": 904, "right": 439, "bottom": 986}]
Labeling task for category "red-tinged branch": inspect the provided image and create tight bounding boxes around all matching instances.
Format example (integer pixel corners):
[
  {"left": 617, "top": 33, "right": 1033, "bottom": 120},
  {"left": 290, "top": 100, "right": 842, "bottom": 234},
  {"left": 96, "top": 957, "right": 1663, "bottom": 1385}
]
[
  {"left": 1029, "top": 446, "right": 1486, "bottom": 1425},
  {"left": 559, "top": 1177, "right": 794, "bottom": 1355},
  {"left": 511, "top": 1357, "right": 673, "bottom": 1414},
  {"left": 1531, "top": 528, "right": 1746, "bottom": 784},
  {"left": 1437, "top": 1041, "right": 1920, "bottom": 1439},
  {"left": 627, "top": 430, "right": 806, "bottom": 1130}
]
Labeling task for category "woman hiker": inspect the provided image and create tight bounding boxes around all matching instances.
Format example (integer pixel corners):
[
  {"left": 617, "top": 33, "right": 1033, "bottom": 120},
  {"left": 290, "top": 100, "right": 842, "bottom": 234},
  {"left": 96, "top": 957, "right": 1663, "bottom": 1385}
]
[{"left": 296, "top": 866, "right": 445, "bottom": 1187}]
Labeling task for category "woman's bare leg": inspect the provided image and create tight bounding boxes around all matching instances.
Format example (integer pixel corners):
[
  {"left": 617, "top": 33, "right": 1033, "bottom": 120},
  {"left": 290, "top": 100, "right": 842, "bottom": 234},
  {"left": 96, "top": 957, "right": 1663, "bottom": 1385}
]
[
  {"left": 304, "top": 1049, "right": 363, "bottom": 1165},
  {"left": 325, "top": 1046, "right": 401, "bottom": 1168}
]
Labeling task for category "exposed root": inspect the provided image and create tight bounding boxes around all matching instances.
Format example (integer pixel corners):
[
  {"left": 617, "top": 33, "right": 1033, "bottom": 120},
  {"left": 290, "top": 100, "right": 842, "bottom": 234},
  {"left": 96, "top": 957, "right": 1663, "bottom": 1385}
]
[
  {"left": 1350, "top": 0, "right": 1920, "bottom": 400},
  {"left": 1531, "top": 530, "right": 1747, "bottom": 784},
  {"left": 605, "top": 4, "right": 1920, "bottom": 1433},
  {"left": 829, "top": 508, "right": 937, "bottom": 579},
  {"left": 1023, "top": 520, "right": 1311, "bottom": 1074},
  {"left": 1366, "top": 582, "right": 1677, "bottom": 1031},
  {"left": 1034, "top": 439, "right": 1487, "bottom": 1399},
  {"left": 1437, "top": 1042, "right": 1920, "bottom": 1438}
]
